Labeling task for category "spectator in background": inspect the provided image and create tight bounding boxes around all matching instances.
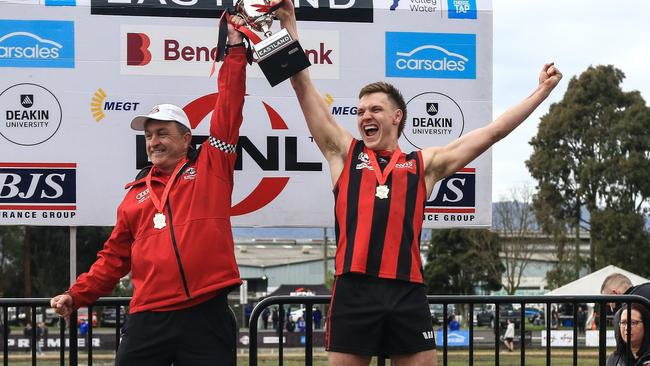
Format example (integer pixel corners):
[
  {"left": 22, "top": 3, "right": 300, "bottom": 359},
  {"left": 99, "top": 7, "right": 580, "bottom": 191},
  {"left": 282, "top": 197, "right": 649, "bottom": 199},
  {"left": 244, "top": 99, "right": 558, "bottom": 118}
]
[
  {"left": 79, "top": 320, "right": 89, "bottom": 336},
  {"left": 551, "top": 306, "right": 560, "bottom": 329},
  {"left": 448, "top": 315, "right": 460, "bottom": 331},
  {"left": 261, "top": 307, "right": 270, "bottom": 330},
  {"left": 297, "top": 317, "right": 307, "bottom": 333},
  {"left": 36, "top": 321, "right": 48, "bottom": 355},
  {"left": 23, "top": 323, "right": 32, "bottom": 353},
  {"left": 601, "top": 273, "right": 650, "bottom": 313},
  {"left": 272, "top": 307, "right": 279, "bottom": 330},
  {"left": 313, "top": 307, "right": 322, "bottom": 330},
  {"left": 607, "top": 303, "right": 650, "bottom": 366},
  {"left": 577, "top": 306, "right": 587, "bottom": 333},
  {"left": 503, "top": 319, "right": 515, "bottom": 352}
]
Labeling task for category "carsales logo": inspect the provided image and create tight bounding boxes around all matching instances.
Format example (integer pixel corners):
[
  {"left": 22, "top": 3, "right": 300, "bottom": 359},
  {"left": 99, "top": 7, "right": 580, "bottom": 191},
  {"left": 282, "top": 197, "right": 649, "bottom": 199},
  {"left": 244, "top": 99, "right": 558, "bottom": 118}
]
[
  {"left": 385, "top": 32, "right": 475, "bottom": 79},
  {"left": 134, "top": 94, "right": 323, "bottom": 216},
  {"left": 0, "top": 20, "right": 75, "bottom": 69},
  {"left": 121, "top": 25, "right": 339, "bottom": 79}
]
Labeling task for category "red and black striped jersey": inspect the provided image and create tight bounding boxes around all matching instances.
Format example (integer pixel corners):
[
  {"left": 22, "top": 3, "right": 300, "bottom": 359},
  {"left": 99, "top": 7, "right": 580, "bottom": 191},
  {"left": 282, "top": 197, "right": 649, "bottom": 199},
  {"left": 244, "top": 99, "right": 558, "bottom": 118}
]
[{"left": 333, "top": 139, "right": 427, "bottom": 283}]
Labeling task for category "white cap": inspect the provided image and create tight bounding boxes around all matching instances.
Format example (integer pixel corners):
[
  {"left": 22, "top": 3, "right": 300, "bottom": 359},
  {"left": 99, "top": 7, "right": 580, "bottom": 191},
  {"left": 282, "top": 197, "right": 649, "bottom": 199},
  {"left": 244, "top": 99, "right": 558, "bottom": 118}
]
[{"left": 130, "top": 104, "right": 191, "bottom": 131}]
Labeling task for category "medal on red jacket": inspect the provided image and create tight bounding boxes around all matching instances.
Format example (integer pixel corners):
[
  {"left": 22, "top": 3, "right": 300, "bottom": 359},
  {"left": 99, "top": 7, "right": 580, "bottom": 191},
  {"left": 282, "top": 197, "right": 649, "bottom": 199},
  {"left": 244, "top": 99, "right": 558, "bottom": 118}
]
[
  {"left": 145, "top": 159, "right": 187, "bottom": 229},
  {"left": 368, "top": 147, "right": 401, "bottom": 200}
]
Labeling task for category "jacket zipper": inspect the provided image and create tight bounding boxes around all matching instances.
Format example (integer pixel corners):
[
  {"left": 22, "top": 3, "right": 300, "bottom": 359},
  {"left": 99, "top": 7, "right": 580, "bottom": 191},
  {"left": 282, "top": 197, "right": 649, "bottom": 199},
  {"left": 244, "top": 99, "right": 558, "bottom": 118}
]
[{"left": 165, "top": 162, "right": 192, "bottom": 299}]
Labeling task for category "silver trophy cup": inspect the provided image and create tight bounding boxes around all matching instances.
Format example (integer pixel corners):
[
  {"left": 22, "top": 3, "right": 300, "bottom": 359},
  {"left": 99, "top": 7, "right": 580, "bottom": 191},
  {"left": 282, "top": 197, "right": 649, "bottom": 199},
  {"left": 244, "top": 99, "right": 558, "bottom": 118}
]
[{"left": 233, "top": 0, "right": 311, "bottom": 86}]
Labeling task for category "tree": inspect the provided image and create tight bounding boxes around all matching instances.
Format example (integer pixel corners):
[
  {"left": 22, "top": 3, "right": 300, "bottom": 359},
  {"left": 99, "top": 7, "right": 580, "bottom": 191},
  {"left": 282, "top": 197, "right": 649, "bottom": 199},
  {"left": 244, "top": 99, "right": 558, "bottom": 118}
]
[
  {"left": 493, "top": 186, "right": 539, "bottom": 295},
  {"left": 527, "top": 65, "right": 650, "bottom": 282},
  {"left": 0, "top": 226, "right": 113, "bottom": 297},
  {"left": 424, "top": 229, "right": 503, "bottom": 296}
]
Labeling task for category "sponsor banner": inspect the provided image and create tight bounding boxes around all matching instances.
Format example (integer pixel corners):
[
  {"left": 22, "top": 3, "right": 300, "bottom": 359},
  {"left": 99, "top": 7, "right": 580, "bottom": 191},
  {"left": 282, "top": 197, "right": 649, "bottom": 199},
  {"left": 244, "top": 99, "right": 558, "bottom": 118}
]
[
  {"left": 0, "top": 4, "right": 492, "bottom": 227},
  {"left": 90, "top": 0, "right": 374, "bottom": 23},
  {"left": 0, "top": 83, "right": 62, "bottom": 146},
  {"left": 388, "top": 0, "right": 440, "bottom": 13},
  {"left": 0, "top": 162, "right": 77, "bottom": 222},
  {"left": 120, "top": 25, "right": 339, "bottom": 79},
  {"left": 447, "top": 0, "right": 476, "bottom": 19},
  {"left": 585, "top": 330, "right": 615, "bottom": 347},
  {"left": 385, "top": 32, "right": 476, "bottom": 79},
  {"left": 90, "top": 88, "right": 141, "bottom": 123},
  {"left": 436, "top": 330, "right": 469, "bottom": 346},
  {"left": 0, "top": 19, "right": 74, "bottom": 68},
  {"left": 45, "top": 0, "right": 77, "bottom": 5},
  {"left": 540, "top": 330, "right": 574, "bottom": 347}
]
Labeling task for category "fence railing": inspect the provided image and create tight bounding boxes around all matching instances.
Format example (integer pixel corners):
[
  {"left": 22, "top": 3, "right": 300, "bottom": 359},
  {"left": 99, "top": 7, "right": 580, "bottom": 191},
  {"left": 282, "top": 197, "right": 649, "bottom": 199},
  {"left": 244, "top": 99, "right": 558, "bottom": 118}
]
[
  {"left": 2, "top": 295, "right": 649, "bottom": 366},
  {"left": 247, "top": 295, "right": 650, "bottom": 366}
]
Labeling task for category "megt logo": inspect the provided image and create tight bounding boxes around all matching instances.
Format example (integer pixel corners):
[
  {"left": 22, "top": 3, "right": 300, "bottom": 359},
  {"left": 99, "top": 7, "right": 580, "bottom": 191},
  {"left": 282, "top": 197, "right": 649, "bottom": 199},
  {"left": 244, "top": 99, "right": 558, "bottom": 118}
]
[
  {"left": 91, "top": 0, "right": 373, "bottom": 23},
  {"left": 385, "top": 32, "right": 475, "bottom": 79},
  {"left": 0, "top": 163, "right": 77, "bottom": 210},
  {"left": 0, "top": 20, "right": 75, "bottom": 68}
]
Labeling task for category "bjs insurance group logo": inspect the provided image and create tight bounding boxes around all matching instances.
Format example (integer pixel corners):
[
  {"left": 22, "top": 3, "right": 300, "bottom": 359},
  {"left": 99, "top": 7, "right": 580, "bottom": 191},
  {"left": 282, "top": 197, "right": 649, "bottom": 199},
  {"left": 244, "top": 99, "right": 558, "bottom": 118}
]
[
  {"left": 425, "top": 168, "right": 475, "bottom": 222},
  {"left": 385, "top": 32, "right": 475, "bottom": 79},
  {"left": 0, "top": 20, "right": 75, "bottom": 68},
  {"left": 0, "top": 163, "right": 77, "bottom": 211}
]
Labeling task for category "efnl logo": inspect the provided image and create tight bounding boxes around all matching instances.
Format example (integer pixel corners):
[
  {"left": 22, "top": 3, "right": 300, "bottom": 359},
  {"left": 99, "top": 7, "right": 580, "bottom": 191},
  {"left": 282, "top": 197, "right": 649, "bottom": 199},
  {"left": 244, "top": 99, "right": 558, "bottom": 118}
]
[
  {"left": 447, "top": 0, "right": 476, "bottom": 19},
  {"left": 385, "top": 32, "right": 475, "bottom": 79},
  {"left": 0, "top": 20, "right": 74, "bottom": 68}
]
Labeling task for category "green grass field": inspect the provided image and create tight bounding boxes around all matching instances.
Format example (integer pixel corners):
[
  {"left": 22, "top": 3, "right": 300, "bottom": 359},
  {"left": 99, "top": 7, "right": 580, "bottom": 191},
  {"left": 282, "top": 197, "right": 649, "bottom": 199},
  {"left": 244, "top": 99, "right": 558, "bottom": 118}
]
[{"left": 4, "top": 350, "right": 610, "bottom": 366}]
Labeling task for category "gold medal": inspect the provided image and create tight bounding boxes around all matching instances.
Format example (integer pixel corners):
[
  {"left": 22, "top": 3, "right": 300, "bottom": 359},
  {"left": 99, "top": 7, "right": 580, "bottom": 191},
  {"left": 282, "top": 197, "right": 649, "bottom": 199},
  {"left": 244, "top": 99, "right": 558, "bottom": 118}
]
[
  {"left": 375, "top": 185, "right": 390, "bottom": 199},
  {"left": 153, "top": 212, "right": 166, "bottom": 229},
  {"left": 368, "top": 147, "right": 401, "bottom": 201},
  {"left": 146, "top": 159, "right": 187, "bottom": 231}
]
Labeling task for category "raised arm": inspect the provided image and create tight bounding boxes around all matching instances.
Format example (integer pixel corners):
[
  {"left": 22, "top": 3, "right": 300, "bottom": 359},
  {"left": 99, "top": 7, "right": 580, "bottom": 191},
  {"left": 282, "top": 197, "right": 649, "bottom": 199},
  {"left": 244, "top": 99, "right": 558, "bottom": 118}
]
[
  {"left": 275, "top": 0, "right": 353, "bottom": 185},
  {"left": 422, "top": 63, "right": 562, "bottom": 195},
  {"left": 210, "top": 18, "right": 247, "bottom": 146}
]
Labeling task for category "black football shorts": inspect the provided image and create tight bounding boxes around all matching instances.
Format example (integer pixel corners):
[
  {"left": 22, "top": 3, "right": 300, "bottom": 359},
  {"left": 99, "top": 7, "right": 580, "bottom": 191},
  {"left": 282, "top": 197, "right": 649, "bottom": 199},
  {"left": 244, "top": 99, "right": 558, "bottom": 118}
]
[{"left": 326, "top": 273, "right": 437, "bottom": 356}]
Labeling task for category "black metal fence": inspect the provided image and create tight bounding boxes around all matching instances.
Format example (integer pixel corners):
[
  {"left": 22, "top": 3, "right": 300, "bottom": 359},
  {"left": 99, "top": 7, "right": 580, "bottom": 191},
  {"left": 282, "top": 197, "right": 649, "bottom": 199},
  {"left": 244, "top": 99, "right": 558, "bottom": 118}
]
[{"left": 2, "top": 295, "right": 649, "bottom": 366}]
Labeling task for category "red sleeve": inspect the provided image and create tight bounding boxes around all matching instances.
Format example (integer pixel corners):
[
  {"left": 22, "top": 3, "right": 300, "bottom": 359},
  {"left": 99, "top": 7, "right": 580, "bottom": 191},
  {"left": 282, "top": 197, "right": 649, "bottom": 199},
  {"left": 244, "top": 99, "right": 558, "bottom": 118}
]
[
  {"left": 67, "top": 205, "right": 133, "bottom": 309},
  {"left": 210, "top": 47, "right": 247, "bottom": 147}
]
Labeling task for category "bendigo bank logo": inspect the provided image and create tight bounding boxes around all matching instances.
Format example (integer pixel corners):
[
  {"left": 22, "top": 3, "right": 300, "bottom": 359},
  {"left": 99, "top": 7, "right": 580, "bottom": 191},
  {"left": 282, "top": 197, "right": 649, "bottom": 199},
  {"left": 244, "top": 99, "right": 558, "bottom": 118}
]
[
  {"left": 127, "top": 33, "right": 152, "bottom": 66},
  {"left": 425, "top": 168, "right": 475, "bottom": 221},
  {"left": 122, "top": 27, "right": 338, "bottom": 78},
  {"left": 91, "top": 0, "right": 373, "bottom": 23},
  {"left": 135, "top": 94, "right": 323, "bottom": 216},
  {"left": 385, "top": 32, "right": 476, "bottom": 79},
  {"left": 0, "top": 163, "right": 77, "bottom": 212}
]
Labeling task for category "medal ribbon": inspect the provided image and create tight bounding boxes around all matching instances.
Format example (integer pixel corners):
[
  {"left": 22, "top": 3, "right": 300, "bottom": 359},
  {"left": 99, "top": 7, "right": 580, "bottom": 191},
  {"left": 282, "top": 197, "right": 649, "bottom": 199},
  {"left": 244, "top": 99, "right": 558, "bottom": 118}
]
[
  {"left": 367, "top": 147, "right": 402, "bottom": 186},
  {"left": 145, "top": 158, "right": 187, "bottom": 214}
]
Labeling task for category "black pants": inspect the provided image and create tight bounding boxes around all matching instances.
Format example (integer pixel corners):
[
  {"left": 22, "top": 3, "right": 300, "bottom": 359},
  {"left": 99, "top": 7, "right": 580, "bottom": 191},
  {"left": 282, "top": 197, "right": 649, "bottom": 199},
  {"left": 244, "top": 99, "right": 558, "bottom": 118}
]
[{"left": 116, "top": 294, "right": 236, "bottom": 366}]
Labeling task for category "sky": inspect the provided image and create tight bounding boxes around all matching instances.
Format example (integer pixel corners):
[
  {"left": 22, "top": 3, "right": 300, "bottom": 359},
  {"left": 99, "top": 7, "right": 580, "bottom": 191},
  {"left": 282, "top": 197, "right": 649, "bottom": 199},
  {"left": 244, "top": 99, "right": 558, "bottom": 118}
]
[{"left": 490, "top": 0, "right": 650, "bottom": 201}]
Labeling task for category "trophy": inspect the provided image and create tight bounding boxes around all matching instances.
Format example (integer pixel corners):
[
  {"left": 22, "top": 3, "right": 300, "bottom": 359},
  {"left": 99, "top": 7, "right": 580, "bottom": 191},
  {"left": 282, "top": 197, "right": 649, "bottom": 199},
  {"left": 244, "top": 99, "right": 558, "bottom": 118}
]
[{"left": 234, "top": 0, "right": 311, "bottom": 86}]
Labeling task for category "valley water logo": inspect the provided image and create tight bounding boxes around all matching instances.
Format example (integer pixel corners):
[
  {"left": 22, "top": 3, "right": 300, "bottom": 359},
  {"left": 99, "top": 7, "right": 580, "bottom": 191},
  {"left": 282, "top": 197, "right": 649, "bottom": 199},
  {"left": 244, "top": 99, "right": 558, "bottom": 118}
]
[{"left": 385, "top": 32, "right": 475, "bottom": 79}]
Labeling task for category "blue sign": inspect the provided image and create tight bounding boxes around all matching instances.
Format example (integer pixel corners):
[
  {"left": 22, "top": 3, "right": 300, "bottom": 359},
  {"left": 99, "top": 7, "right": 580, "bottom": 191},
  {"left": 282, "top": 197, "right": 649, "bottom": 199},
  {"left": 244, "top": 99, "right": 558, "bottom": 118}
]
[
  {"left": 427, "top": 170, "right": 476, "bottom": 208},
  {"left": 0, "top": 20, "right": 75, "bottom": 68},
  {"left": 447, "top": 0, "right": 477, "bottom": 19},
  {"left": 0, "top": 165, "right": 76, "bottom": 206},
  {"left": 385, "top": 32, "right": 476, "bottom": 79},
  {"left": 437, "top": 330, "right": 469, "bottom": 346},
  {"left": 45, "top": 0, "right": 77, "bottom": 6}
]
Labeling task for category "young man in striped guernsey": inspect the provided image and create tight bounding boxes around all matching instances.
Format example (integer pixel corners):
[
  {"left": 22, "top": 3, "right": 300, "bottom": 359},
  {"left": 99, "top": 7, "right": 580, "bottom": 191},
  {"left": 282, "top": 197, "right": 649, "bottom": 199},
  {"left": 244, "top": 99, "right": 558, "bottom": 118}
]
[{"left": 276, "top": 3, "right": 562, "bottom": 365}]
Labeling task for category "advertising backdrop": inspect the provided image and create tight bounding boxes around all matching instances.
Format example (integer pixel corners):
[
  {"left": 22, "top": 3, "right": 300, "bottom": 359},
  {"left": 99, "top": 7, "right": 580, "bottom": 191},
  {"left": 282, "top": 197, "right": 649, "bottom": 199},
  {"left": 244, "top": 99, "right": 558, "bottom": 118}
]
[{"left": 0, "top": 0, "right": 493, "bottom": 227}]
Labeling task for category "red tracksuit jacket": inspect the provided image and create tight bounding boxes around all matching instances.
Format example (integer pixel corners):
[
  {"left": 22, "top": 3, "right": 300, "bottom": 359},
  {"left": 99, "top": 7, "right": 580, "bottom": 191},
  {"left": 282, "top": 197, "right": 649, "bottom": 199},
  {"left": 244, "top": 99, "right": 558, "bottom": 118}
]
[{"left": 67, "top": 48, "right": 247, "bottom": 313}]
